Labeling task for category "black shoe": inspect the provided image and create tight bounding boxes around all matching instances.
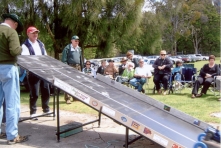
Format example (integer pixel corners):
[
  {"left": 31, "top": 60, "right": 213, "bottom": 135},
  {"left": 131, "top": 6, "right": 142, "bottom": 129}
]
[
  {"left": 141, "top": 88, "right": 145, "bottom": 94},
  {"left": 0, "top": 132, "right": 6, "bottom": 139}
]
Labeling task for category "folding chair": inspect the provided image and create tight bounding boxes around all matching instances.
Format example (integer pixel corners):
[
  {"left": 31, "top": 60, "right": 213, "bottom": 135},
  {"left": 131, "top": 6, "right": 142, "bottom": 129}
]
[
  {"left": 179, "top": 67, "right": 197, "bottom": 90},
  {"left": 143, "top": 79, "right": 149, "bottom": 94},
  {"left": 153, "top": 74, "right": 174, "bottom": 94},
  {"left": 214, "top": 76, "right": 221, "bottom": 96}
]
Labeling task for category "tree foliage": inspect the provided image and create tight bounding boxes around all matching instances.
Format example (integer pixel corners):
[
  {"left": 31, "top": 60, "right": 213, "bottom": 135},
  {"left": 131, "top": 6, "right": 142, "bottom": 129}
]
[{"left": 0, "top": 0, "right": 219, "bottom": 58}]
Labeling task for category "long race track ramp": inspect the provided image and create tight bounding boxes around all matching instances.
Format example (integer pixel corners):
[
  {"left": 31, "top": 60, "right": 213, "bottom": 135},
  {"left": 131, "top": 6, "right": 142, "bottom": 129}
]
[{"left": 17, "top": 55, "right": 211, "bottom": 148}]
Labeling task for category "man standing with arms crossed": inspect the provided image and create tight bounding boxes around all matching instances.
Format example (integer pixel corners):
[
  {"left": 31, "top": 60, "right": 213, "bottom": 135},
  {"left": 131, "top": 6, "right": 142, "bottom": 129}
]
[
  {"left": 62, "top": 35, "right": 83, "bottom": 104},
  {"left": 21, "top": 26, "right": 51, "bottom": 120},
  {"left": 0, "top": 13, "right": 28, "bottom": 144}
]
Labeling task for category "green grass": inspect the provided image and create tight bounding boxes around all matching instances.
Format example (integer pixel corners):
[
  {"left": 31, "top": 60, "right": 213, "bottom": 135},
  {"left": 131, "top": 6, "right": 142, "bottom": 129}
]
[
  {"left": 20, "top": 58, "right": 220, "bottom": 123},
  {"left": 145, "top": 58, "right": 220, "bottom": 123}
]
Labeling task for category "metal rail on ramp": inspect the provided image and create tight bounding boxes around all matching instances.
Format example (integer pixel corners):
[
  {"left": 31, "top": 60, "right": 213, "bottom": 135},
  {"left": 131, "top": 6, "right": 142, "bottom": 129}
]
[{"left": 17, "top": 55, "right": 212, "bottom": 148}]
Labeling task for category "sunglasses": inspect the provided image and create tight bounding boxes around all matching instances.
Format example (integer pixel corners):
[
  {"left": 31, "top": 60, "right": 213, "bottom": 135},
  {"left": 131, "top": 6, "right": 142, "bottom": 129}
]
[
  {"left": 86, "top": 64, "right": 90, "bottom": 65},
  {"left": 75, "top": 40, "right": 79, "bottom": 42},
  {"left": 161, "top": 54, "right": 166, "bottom": 56}
]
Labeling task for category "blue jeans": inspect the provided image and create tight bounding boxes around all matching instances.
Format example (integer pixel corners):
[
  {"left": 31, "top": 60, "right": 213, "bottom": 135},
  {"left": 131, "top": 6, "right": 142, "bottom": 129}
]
[
  {"left": 129, "top": 78, "right": 146, "bottom": 92},
  {"left": 0, "top": 65, "right": 20, "bottom": 140}
]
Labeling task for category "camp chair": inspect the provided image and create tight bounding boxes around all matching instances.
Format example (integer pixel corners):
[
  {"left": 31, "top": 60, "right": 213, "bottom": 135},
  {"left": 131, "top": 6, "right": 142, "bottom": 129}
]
[{"left": 153, "top": 74, "right": 174, "bottom": 94}]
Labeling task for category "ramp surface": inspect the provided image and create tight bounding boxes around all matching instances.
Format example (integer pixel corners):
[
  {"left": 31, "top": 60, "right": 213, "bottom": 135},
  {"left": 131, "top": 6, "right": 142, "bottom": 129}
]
[{"left": 17, "top": 55, "right": 210, "bottom": 148}]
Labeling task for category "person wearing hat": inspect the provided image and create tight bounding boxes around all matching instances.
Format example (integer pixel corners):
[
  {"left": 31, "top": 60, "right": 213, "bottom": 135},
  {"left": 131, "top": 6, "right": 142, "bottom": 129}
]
[
  {"left": 118, "top": 57, "right": 128, "bottom": 75},
  {"left": 21, "top": 26, "right": 52, "bottom": 120},
  {"left": 126, "top": 51, "right": 139, "bottom": 69},
  {"left": 104, "top": 59, "right": 118, "bottom": 79},
  {"left": 116, "top": 62, "right": 135, "bottom": 84},
  {"left": 62, "top": 35, "right": 83, "bottom": 104},
  {"left": 0, "top": 13, "right": 28, "bottom": 144}
]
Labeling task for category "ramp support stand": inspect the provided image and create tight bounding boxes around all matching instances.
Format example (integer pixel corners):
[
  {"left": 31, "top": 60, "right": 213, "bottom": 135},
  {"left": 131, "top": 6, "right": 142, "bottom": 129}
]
[
  {"left": 124, "top": 127, "right": 142, "bottom": 148},
  {"left": 56, "top": 88, "right": 102, "bottom": 142},
  {"left": 19, "top": 86, "right": 56, "bottom": 122}
]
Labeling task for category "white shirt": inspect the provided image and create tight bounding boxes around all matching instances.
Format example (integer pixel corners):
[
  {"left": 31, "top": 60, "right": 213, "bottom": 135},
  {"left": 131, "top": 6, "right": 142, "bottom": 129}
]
[
  {"left": 1, "top": 23, "right": 10, "bottom": 28},
  {"left": 21, "top": 39, "right": 47, "bottom": 55},
  {"left": 70, "top": 45, "right": 79, "bottom": 52},
  {"left": 135, "top": 66, "right": 152, "bottom": 77}
]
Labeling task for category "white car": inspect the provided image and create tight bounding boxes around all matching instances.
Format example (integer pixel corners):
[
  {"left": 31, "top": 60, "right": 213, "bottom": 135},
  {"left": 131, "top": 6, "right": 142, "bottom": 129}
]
[
  {"left": 168, "top": 57, "right": 181, "bottom": 64},
  {"left": 195, "top": 54, "right": 209, "bottom": 60}
]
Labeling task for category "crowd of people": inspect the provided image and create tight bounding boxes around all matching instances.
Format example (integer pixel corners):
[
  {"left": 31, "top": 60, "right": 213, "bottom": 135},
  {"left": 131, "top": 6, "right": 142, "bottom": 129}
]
[{"left": 0, "top": 13, "right": 220, "bottom": 145}]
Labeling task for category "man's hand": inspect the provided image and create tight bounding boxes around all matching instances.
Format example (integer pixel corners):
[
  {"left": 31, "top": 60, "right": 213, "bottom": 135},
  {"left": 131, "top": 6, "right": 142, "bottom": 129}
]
[
  {"left": 158, "top": 66, "right": 162, "bottom": 70},
  {"left": 161, "top": 65, "right": 166, "bottom": 69},
  {"left": 141, "top": 75, "right": 146, "bottom": 78}
]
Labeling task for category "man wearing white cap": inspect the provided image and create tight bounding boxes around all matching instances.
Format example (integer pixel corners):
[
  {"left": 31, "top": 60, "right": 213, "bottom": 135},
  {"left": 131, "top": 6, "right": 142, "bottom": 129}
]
[{"left": 21, "top": 26, "right": 51, "bottom": 120}]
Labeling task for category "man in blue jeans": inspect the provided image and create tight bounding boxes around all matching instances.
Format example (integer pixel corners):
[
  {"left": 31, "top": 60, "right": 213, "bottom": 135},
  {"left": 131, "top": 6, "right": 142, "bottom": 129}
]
[
  {"left": 0, "top": 13, "right": 28, "bottom": 144},
  {"left": 129, "top": 59, "right": 152, "bottom": 93}
]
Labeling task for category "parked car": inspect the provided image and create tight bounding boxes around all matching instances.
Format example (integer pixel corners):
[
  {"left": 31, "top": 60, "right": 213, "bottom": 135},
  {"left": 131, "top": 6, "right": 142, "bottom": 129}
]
[
  {"left": 187, "top": 54, "right": 200, "bottom": 61},
  {"left": 146, "top": 55, "right": 159, "bottom": 60},
  {"left": 180, "top": 55, "right": 192, "bottom": 63},
  {"left": 194, "top": 54, "right": 204, "bottom": 61},
  {"left": 168, "top": 57, "right": 181, "bottom": 64},
  {"left": 187, "top": 54, "right": 197, "bottom": 62},
  {"left": 195, "top": 54, "right": 209, "bottom": 60},
  {"left": 171, "top": 56, "right": 182, "bottom": 60}
]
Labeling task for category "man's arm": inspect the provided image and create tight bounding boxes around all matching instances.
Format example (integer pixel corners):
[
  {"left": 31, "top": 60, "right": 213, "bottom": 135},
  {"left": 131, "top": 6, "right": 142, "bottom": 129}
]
[
  {"left": 21, "top": 44, "right": 30, "bottom": 55},
  {"left": 9, "top": 30, "right": 22, "bottom": 56},
  {"left": 61, "top": 45, "right": 68, "bottom": 64}
]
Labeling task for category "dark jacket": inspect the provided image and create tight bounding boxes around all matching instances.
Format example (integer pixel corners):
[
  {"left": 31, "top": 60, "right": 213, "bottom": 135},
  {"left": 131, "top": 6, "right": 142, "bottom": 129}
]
[
  {"left": 96, "top": 66, "right": 105, "bottom": 75},
  {"left": 199, "top": 64, "right": 219, "bottom": 78},
  {"left": 118, "top": 64, "right": 126, "bottom": 75},
  {"left": 132, "top": 58, "right": 139, "bottom": 68},
  {"left": 152, "top": 57, "right": 173, "bottom": 75}
]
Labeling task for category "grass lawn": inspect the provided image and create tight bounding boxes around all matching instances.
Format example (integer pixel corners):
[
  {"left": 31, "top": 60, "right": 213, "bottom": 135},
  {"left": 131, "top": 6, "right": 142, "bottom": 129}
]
[{"left": 20, "top": 58, "right": 220, "bottom": 124}]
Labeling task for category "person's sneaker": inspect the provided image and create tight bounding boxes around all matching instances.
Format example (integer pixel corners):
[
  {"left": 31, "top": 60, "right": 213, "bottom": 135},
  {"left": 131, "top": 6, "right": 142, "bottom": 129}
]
[
  {"left": 157, "top": 89, "right": 162, "bottom": 94},
  {"left": 163, "top": 90, "right": 168, "bottom": 95},
  {"left": 0, "top": 132, "right": 6, "bottom": 139},
  {"left": 7, "top": 135, "right": 28, "bottom": 145},
  {"left": 42, "top": 112, "right": 54, "bottom": 117},
  {"left": 30, "top": 114, "right": 38, "bottom": 120},
  {"left": 66, "top": 99, "right": 71, "bottom": 104},
  {"left": 141, "top": 88, "right": 145, "bottom": 94}
]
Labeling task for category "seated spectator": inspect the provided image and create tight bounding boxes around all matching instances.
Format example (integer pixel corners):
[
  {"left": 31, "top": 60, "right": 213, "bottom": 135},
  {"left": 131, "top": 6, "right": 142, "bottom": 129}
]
[
  {"left": 104, "top": 59, "right": 118, "bottom": 79},
  {"left": 172, "top": 60, "right": 184, "bottom": 81},
  {"left": 191, "top": 55, "right": 219, "bottom": 98},
  {"left": 153, "top": 50, "right": 173, "bottom": 95},
  {"left": 82, "top": 61, "right": 96, "bottom": 77},
  {"left": 118, "top": 57, "right": 128, "bottom": 75},
  {"left": 96, "top": 60, "right": 106, "bottom": 75},
  {"left": 116, "top": 62, "right": 134, "bottom": 84},
  {"left": 129, "top": 59, "right": 152, "bottom": 93}
]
